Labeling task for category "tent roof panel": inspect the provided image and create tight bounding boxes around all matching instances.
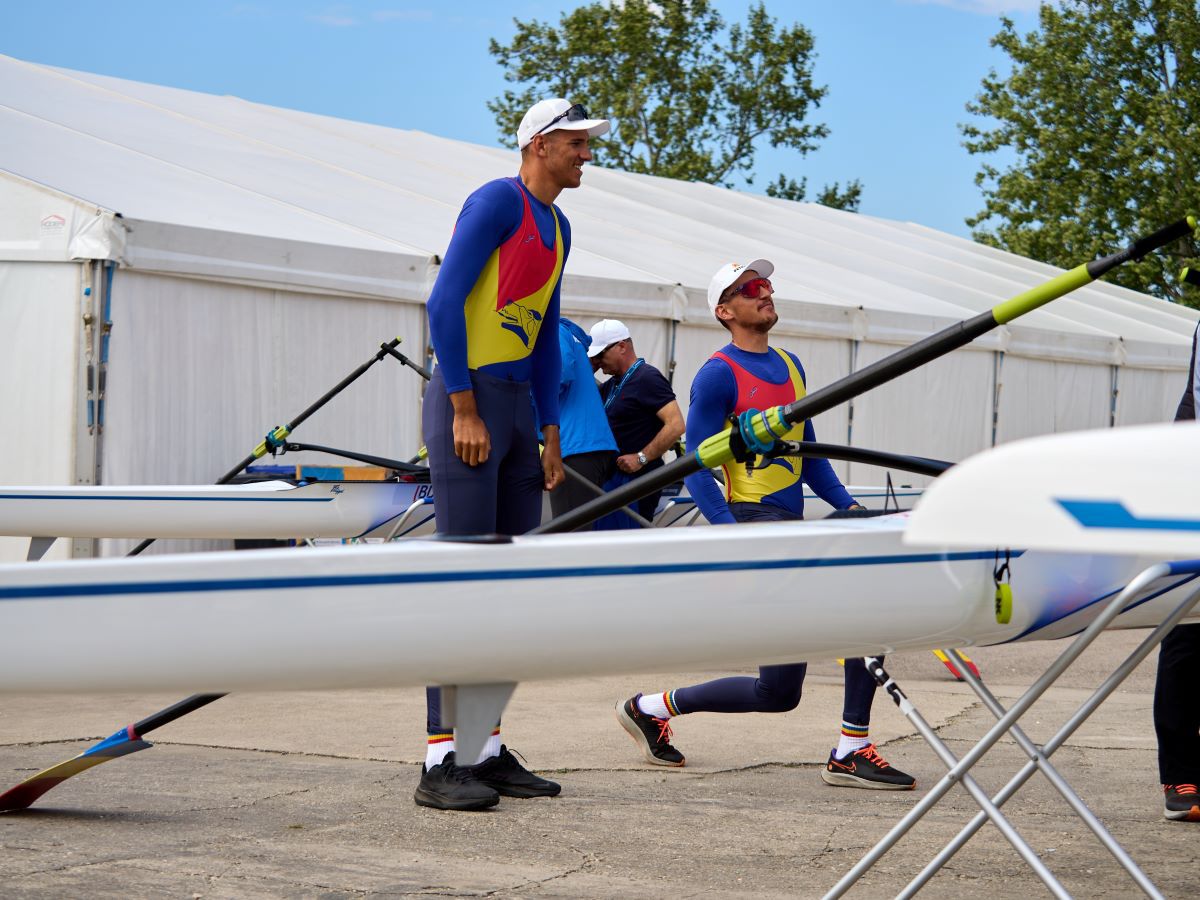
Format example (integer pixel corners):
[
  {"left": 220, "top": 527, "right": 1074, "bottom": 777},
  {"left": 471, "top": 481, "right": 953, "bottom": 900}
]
[{"left": 2, "top": 53, "right": 1195, "bottom": 351}]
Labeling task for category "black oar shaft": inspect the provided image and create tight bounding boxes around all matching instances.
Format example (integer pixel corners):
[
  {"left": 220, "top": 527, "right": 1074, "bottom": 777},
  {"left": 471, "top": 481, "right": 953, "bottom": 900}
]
[
  {"left": 127, "top": 338, "right": 405, "bottom": 557},
  {"left": 780, "top": 311, "right": 997, "bottom": 426},
  {"left": 133, "top": 692, "right": 226, "bottom": 736},
  {"left": 531, "top": 311, "right": 995, "bottom": 535},
  {"left": 781, "top": 442, "right": 952, "bottom": 479},
  {"left": 214, "top": 337, "right": 404, "bottom": 485},
  {"left": 1086, "top": 217, "right": 1196, "bottom": 278},
  {"left": 533, "top": 216, "right": 1196, "bottom": 535},
  {"left": 384, "top": 345, "right": 433, "bottom": 381}
]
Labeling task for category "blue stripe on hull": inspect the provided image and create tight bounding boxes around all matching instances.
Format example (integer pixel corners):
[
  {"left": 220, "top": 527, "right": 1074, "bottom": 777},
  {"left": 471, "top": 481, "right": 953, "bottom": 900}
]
[
  {"left": 0, "top": 550, "right": 1004, "bottom": 601},
  {"left": 1057, "top": 499, "right": 1200, "bottom": 532}
]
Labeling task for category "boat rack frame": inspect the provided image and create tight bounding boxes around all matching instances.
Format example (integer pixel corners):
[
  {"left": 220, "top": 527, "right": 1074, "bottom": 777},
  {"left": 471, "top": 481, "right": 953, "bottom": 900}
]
[{"left": 824, "top": 559, "right": 1200, "bottom": 900}]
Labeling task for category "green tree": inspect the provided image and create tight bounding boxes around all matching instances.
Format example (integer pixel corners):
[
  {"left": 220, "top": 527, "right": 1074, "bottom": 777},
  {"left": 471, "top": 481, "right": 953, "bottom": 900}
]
[
  {"left": 963, "top": 0, "right": 1199, "bottom": 303},
  {"left": 488, "top": 0, "right": 861, "bottom": 210}
]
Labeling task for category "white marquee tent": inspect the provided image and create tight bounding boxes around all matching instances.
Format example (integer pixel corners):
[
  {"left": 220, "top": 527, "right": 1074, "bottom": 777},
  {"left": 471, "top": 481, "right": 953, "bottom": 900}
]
[{"left": 2, "top": 54, "right": 1196, "bottom": 561}]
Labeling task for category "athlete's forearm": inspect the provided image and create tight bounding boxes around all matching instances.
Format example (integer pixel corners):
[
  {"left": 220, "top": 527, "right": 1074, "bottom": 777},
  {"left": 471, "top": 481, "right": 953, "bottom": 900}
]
[
  {"left": 641, "top": 403, "right": 684, "bottom": 462},
  {"left": 686, "top": 469, "right": 736, "bottom": 525}
]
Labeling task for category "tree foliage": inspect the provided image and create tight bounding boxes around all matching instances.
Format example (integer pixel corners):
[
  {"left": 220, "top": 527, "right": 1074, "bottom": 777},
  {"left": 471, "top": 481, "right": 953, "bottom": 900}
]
[
  {"left": 488, "top": 0, "right": 861, "bottom": 210},
  {"left": 963, "top": 0, "right": 1199, "bottom": 303}
]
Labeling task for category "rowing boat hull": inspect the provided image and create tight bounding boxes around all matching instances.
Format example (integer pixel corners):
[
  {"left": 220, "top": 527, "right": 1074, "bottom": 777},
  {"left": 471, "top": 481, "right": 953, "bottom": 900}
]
[
  {"left": 0, "top": 481, "right": 917, "bottom": 542},
  {"left": 906, "top": 421, "right": 1200, "bottom": 556},
  {"left": 2, "top": 513, "right": 1194, "bottom": 693},
  {"left": 0, "top": 481, "right": 433, "bottom": 540}
]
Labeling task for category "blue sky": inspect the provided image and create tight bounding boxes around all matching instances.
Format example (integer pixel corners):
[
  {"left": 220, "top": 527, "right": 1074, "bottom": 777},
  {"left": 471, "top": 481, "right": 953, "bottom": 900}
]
[{"left": 4, "top": 1, "right": 1047, "bottom": 238}]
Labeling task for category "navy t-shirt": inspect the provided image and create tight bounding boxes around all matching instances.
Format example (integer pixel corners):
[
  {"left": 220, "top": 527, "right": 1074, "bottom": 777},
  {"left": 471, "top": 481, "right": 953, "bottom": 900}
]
[{"left": 598, "top": 361, "right": 676, "bottom": 459}]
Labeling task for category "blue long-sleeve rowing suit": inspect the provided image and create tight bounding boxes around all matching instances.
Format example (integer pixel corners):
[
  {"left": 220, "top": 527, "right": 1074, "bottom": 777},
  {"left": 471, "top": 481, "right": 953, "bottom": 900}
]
[
  {"left": 426, "top": 176, "right": 567, "bottom": 430},
  {"left": 683, "top": 343, "right": 854, "bottom": 524},
  {"left": 421, "top": 176, "right": 571, "bottom": 744},
  {"left": 669, "top": 343, "right": 875, "bottom": 726}
]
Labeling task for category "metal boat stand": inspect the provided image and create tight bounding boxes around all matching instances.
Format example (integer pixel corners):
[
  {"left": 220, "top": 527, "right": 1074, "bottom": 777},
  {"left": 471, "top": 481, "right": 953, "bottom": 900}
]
[{"left": 824, "top": 559, "right": 1200, "bottom": 899}]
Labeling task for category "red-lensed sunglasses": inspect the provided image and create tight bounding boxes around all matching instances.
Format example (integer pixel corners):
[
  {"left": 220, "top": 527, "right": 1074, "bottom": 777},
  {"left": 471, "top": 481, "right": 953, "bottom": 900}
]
[{"left": 724, "top": 277, "right": 772, "bottom": 301}]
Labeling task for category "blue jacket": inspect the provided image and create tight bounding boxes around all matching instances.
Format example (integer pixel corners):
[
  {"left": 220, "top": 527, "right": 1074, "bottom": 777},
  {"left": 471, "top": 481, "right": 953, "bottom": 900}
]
[{"left": 554, "top": 319, "right": 617, "bottom": 458}]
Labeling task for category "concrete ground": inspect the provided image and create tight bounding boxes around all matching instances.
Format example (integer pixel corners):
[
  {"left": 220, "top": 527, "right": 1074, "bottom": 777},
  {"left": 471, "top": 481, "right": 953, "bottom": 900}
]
[{"left": 2, "top": 630, "right": 1196, "bottom": 899}]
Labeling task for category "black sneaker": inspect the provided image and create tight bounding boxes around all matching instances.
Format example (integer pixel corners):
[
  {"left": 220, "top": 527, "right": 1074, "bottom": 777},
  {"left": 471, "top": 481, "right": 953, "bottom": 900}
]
[
  {"left": 469, "top": 745, "right": 561, "bottom": 798},
  {"left": 414, "top": 751, "right": 499, "bottom": 811},
  {"left": 616, "top": 695, "right": 685, "bottom": 767},
  {"left": 1164, "top": 783, "right": 1200, "bottom": 821},
  {"left": 821, "top": 744, "right": 916, "bottom": 790}
]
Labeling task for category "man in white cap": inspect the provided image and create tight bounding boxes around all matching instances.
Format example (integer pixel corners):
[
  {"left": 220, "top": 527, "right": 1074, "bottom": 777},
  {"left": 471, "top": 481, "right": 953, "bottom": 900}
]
[
  {"left": 587, "top": 318, "right": 684, "bottom": 525},
  {"left": 615, "top": 260, "right": 917, "bottom": 791},
  {"left": 418, "top": 99, "right": 609, "bottom": 811}
]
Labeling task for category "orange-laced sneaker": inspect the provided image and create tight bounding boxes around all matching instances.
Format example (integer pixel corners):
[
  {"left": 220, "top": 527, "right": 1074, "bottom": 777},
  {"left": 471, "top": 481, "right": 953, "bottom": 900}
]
[
  {"left": 1164, "top": 783, "right": 1200, "bottom": 821},
  {"left": 616, "top": 694, "right": 685, "bottom": 767},
  {"left": 821, "top": 742, "right": 916, "bottom": 791}
]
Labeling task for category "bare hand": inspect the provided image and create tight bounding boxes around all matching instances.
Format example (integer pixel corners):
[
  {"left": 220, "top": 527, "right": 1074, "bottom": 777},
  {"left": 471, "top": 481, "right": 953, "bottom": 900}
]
[
  {"left": 615, "top": 453, "right": 643, "bottom": 474},
  {"left": 540, "top": 426, "right": 565, "bottom": 491},
  {"left": 452, "top": 411, "right": 491, "bottom": 466},
  {"left": 542, "top": 452, "right": 564, "bottom": 491}
]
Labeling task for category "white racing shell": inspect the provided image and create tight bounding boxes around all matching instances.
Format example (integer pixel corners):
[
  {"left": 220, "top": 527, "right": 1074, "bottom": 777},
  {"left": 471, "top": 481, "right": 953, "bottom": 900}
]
[
  {"left": 1, "top": 512, "right": 1195, "bottom": 693},
  {"left": 907, "top": 421, "right": 1200, "bottom": 558},
  {"left": 0, "top": 480, "right": 434, "bottom": 540}
]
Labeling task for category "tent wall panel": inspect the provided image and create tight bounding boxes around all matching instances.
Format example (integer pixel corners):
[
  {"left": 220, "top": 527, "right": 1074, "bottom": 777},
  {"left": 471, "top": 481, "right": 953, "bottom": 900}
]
[
  {"left": 849, "top": 342, "right": 994, "bottom": 486},
  {"left": 994, "top": 357, "right": 1112, "bottom": 445},
  {"left": 98, "top": 270, "right": 424, "bottom": 555},
  {"left": 0, "top": 261, "right": 84, "bottom": 562},
  {"left": 1115, "top": 366, "right": 1187, "bottom": 427}
]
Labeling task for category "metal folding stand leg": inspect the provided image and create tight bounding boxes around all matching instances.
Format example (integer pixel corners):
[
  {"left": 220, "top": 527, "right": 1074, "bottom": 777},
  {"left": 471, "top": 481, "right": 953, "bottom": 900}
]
[
  {"left": 823, "top": 559, "right": 1200, "bottom": 899},
  {"left": 900, "top": 573, "right": 1200, "bottom": 898}
]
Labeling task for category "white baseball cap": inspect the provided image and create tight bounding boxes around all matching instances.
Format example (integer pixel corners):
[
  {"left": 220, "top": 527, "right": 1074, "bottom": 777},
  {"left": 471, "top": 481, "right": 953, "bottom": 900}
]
[
  {"left": 706, "top": 259, "right": 775, "bottom": 316},
  {"left": 587, "top": 319, "right": 631, "bottom": 357},
  {"left": 517, "top": 99, "right": 611, "bottom": 150}
]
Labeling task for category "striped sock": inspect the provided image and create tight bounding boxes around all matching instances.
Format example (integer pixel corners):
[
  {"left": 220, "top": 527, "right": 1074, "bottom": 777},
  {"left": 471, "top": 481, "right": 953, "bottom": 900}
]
[
  {"left": 472, "top": 728, "right": 502, "bottom": 766},
  {"left": 425, "top": 731, "right": 454, "bottom": 769},
  {"left": 835, "top": 722, "right": 870, "bottom": 759},
  {"left": 637, "top": 691, "right": 679, "bottom": 718}
]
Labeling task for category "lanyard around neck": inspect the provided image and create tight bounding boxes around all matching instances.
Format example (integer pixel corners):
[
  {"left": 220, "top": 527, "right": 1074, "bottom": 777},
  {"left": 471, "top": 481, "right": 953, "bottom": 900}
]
[{"left": 604, "top": 358, "right": 644, "bottom": 410}]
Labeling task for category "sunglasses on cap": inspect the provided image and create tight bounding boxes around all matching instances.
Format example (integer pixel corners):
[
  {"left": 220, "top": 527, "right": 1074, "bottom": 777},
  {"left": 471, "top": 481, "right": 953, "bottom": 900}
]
[
  {"left": 535, "top": 103, "right": 591, "bottom": 137},
  {"left": 722, "top": 277, "right": 773, "bottom": 302}
]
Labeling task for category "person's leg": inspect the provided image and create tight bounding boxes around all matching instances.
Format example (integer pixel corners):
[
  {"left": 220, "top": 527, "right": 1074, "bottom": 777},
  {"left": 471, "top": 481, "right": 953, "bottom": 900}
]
[
  {"left": 617, "top": 502, "right": 808, "bottom": 765},
  {"left": 426, "top": 374, "right": 519, "bottom": 766},
  {"left": 424, "top": 369, "right": 501, "bottom": 536},
  {"left": 495, "top": 383, "right": 546, "bottom": 537},
  {"left": 550, "top": 450, "right": 613, "bottom": 521},
  {"left": 669, "top": 664, "right": 808, "bottom": 714},
  {"left": 636, "top": 488, "right": 664, "bottom": 523},
  {"left": 837, "top": 656, "right": 880, "bottom": 758},
  {"left": 822, "top": 655, "right": 915, "bottom": 790},
  {"left": 617, "top": 664, "right": 807, "bottom": 767},
  {"left": 457, "top": 381, "right": 560, "bottom": 798},
  {"left": 414, "top": 371, "right": 503, "bottom": 810},
  {"left": 593, "top": 469, "right": 635, "bottom": 530},
  {"left": 1154, "top": 623, "right": 1200, "bottom": 820}
]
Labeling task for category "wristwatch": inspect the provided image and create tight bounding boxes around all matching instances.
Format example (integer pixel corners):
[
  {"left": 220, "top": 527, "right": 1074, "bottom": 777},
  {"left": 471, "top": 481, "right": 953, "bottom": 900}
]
[{"left": 637, "top": 451, "right": 648, "bottom": 466}]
